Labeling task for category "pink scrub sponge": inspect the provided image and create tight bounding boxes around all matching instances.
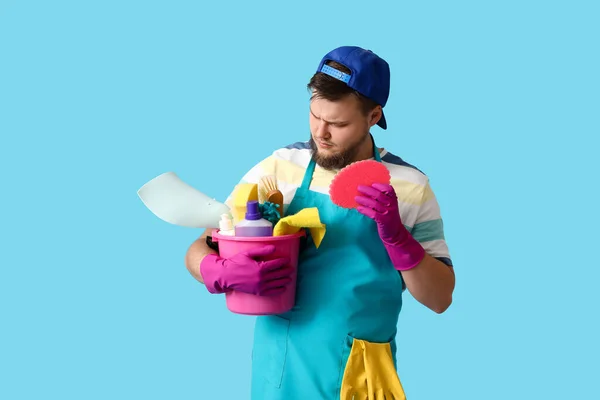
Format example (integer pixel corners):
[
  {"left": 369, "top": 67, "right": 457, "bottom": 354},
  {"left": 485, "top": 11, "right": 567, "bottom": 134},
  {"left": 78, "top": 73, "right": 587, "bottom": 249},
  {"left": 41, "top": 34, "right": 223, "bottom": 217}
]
[{"left": 329, "top": 159, "right": 391, "bottom": 209}]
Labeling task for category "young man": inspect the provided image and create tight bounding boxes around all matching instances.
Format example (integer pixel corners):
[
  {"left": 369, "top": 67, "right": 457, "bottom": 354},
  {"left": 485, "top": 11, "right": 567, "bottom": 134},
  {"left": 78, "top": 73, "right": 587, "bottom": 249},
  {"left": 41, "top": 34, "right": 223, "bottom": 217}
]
[{"left": 185, "top": 46, "right": 455, "bottom": 400}]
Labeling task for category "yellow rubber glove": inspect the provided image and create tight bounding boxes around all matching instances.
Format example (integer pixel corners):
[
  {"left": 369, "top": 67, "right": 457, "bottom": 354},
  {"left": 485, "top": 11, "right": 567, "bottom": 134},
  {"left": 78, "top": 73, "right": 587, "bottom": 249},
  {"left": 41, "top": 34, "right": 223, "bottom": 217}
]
[{"left": 340, "top": 339, "right": 407, "bottom": 400}]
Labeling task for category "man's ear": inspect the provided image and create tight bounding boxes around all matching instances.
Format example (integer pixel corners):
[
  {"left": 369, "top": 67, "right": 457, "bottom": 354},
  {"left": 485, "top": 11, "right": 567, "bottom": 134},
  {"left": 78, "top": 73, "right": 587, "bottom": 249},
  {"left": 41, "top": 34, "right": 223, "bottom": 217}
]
[{"left": 369, "top": 106, "right": 383, "bottom": 127}]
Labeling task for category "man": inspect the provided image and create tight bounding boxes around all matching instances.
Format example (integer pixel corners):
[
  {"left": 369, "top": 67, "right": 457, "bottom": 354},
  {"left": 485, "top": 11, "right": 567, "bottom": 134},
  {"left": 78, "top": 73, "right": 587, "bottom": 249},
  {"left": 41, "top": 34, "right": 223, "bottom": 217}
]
[{"left": 184, "top": 46, "right": 455, "bottom": 399}]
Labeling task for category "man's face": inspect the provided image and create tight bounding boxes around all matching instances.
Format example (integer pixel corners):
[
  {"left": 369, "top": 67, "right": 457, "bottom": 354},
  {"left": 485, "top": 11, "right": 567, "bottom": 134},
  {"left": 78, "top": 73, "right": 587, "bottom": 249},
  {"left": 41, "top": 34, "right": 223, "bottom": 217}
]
[{"left": 308, "top": 93, "right": 380, "bottom": 170}]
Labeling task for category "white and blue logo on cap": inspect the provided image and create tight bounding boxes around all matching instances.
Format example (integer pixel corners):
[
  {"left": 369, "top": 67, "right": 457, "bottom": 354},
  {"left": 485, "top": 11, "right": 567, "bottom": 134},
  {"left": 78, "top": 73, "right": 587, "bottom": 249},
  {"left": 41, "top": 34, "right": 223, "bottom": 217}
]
[{"left": 320, "top": 64, "right": 351, "bottom": 83}]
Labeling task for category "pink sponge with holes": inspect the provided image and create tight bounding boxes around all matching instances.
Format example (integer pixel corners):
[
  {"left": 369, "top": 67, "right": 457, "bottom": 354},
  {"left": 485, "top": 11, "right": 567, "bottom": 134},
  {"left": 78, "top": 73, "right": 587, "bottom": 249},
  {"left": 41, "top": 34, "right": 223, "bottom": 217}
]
[{"left": 329, "top": 159, "right": 391, "bottom": 209}]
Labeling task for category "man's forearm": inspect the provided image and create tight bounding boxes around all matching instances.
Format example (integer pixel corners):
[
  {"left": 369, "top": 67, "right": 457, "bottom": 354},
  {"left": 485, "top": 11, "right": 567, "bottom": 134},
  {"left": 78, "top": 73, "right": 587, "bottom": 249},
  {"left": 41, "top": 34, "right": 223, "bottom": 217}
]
[
  {"left": 401, "top": 253, "right": 455, "bottom": 314},
  {"left": 184, "top": 230, "right": 217, "bottom": 284}
]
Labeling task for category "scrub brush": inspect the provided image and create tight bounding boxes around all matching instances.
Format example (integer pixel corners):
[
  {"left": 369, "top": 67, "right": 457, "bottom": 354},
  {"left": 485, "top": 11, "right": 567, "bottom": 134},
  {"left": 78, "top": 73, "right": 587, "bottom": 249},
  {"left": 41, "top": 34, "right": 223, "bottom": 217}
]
[
  {"left": 258, "top": 175, "right": 284, "bottom": 214},
  {"left": 329, "top": 159, "right": 391, "bottom": 209}
]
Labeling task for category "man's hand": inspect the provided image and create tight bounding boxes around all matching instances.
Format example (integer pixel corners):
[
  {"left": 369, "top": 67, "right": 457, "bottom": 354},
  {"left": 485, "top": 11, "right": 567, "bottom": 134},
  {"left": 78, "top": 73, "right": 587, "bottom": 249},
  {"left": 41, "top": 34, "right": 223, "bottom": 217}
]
[
  {"left": 355, "top": 183, "right": 406, "bottom": 243},
  {"left": 355, "top": 183, "right": 425, "bottom": 271},
  {"left": 200, "top": 245, "right": 293, "bottom": 296}
]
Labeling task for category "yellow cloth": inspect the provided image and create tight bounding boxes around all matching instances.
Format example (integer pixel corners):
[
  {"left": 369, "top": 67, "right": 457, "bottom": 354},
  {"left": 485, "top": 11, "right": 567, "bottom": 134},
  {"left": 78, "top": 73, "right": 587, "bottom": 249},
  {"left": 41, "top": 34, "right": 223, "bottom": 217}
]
[
  {"left": 341, "top": 339, "right": 407, "bottom": 400},
  {"left": 273, "top": 207, "right": 326, "bottom": 248}
]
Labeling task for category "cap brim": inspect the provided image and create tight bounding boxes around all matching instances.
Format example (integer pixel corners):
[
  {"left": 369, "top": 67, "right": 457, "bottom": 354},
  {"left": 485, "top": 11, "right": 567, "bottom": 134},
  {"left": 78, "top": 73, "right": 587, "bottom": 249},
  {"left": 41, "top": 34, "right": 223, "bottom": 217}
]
[{"left": 377, "top": 110, "right": 387, "bottom": 130}]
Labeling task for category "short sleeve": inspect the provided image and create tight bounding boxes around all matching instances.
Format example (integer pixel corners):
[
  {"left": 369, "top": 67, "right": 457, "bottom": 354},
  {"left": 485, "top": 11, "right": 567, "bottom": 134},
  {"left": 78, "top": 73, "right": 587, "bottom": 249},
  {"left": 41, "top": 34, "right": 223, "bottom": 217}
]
[{"left": 410, "top": 180, "right": 453, "bottom": 267}]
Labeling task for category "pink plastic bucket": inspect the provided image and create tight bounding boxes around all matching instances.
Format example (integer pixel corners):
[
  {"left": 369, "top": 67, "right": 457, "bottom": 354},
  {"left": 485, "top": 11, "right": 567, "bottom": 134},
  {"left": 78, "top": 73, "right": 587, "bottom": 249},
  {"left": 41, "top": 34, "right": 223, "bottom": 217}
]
[{"left": 211, "top": 229, "right": 305, "bottom": 315}]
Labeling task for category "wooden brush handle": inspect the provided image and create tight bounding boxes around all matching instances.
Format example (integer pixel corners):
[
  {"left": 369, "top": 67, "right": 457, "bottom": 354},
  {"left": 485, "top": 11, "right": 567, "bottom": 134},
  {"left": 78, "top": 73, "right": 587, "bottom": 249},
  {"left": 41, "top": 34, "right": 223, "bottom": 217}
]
[{"left": 266, "top": 190, "right": 284, "bottom": 214}]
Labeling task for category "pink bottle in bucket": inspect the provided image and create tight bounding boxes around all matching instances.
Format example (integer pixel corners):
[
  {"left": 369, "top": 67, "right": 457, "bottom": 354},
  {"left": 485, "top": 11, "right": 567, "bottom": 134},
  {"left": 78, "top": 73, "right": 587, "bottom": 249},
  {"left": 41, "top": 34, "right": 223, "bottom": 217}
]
[{"left": 211, "top": 229, "right": 305, "bottom": 315}]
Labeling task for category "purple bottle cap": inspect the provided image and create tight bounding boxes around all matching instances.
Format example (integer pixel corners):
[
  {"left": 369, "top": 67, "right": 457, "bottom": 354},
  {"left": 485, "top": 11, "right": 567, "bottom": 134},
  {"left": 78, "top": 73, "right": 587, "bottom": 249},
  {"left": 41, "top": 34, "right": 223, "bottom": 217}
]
[{"left": 245, "top": 200, "right": 262, "bottom": 220}]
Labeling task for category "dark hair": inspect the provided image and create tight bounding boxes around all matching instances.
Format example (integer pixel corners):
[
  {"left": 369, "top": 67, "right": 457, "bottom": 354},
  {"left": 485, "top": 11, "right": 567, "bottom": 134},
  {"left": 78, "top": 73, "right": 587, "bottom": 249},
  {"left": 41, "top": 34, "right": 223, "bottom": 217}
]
[{"left": 307, "top": 60, "right": 379, "bottom": 115}]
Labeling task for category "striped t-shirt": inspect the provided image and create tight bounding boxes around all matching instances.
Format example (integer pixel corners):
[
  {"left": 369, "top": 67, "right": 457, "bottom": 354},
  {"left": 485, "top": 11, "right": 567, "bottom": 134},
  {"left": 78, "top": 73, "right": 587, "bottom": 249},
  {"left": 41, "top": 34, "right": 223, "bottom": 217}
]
[{"left": 225, "top": 141, "right": 452, "bottom": 267}]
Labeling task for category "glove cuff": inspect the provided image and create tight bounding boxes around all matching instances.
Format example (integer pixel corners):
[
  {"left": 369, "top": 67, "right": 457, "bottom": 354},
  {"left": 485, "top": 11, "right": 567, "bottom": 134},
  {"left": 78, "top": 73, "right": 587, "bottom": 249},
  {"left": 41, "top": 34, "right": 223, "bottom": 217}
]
[
  {"left": 382, "top": 235, "right": 426, "bottom": 271},
  {"left": 199, "top": 253, "right": 227, "bottom": 294}
]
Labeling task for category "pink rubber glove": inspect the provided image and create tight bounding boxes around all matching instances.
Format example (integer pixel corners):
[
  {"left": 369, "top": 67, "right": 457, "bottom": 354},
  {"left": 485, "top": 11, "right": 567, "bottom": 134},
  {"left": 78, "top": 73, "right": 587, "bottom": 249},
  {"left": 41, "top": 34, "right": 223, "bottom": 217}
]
[
  {"left": 355, "top": 183, "right": 425, "bottom": 271},
  {"left": 200, "top": 245, "right": 293, "bottom": 296}
]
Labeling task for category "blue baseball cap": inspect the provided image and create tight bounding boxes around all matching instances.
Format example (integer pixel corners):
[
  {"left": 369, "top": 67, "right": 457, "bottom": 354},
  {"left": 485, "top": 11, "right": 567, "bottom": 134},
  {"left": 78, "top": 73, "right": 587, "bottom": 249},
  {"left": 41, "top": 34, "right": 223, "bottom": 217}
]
[{"left": 316, "top": 46, "right": 390, "bottom": 129}]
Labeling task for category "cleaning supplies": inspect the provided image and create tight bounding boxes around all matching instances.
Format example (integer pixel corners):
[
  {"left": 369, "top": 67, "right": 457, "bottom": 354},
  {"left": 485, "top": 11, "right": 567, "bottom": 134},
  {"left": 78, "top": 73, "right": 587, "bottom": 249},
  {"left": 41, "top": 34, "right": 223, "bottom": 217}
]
[
  {"left": 258, "top": 175, "right": 284, "bottom": 215},
  {"left": 340, "top": 338, "right": 407, "bottom": 399},
  {"left": 137, "top": 171, "right": 231, "bottom": 228},
  {"left": 231, "top": 183, "right": 259, "bottom": 224},
  {"left": 329, "top": 159, "right": 391, "bottom": 209},
  {"left": 235, "top": 200, "right": 273, "bottom": 237},
  {"left": 273, "top": 207, "right": 327, "bottom": 248},
  {"left": 218, "top": 214, "right": 235, "bottom": 236},
  {"left": 258, "top": 201, "right": 282, "bottom": 226},
  {"left": 211, "top": 229, "right": 305, "bottom": 315}
]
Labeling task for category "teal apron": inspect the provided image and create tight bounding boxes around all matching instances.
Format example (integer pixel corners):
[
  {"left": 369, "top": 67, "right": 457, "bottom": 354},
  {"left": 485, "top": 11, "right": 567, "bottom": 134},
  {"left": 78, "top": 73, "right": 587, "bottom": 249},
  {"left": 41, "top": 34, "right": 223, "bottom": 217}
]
[{"left": 251, "top": 142, "right": 407, "bottom": 399}]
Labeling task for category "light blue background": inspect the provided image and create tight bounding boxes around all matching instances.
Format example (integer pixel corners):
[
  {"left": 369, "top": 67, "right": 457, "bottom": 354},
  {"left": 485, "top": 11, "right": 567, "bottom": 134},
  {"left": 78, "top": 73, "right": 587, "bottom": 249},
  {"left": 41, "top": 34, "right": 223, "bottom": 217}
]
[{"left": 1, "top": 0, "right": 598, "bottom": 399}]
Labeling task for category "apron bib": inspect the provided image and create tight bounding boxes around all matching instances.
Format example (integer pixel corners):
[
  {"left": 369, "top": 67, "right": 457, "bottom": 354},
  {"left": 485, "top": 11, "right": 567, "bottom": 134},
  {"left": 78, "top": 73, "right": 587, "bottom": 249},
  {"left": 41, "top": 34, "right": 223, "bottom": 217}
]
[{"left": 251, "top": 142, "right": 407, "bottom": 400}]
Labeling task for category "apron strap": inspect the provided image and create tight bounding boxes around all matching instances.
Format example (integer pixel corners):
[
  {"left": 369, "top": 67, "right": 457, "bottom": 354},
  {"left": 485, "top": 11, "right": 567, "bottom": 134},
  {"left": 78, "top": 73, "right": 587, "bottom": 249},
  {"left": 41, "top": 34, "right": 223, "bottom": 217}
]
[
  {"left": 372, "top": 134, "right": 382, "bottom": 162},
  {"left": 299, "top": 134, "right": 381, "bottom": 195},
  {"left": 299, "top": 156, "right": 317, "bottom": 196}
]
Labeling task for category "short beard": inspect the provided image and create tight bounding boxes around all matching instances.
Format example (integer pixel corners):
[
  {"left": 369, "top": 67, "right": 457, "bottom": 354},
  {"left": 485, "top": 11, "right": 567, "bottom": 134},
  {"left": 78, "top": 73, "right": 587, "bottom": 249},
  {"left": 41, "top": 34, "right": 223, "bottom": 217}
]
[{"left": 309, "top": 134, "right": 370, "bottom": 171}]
